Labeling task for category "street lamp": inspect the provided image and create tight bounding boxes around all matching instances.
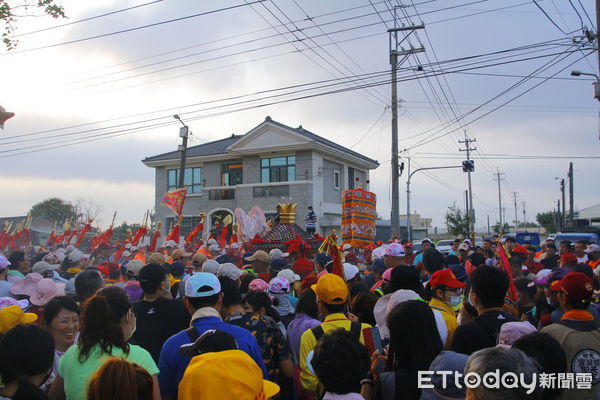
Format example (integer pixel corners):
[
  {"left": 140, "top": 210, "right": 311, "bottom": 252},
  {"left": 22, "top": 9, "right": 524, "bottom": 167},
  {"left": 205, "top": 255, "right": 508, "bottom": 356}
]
[
  {"left": 173, "top": 115, "right": 190, "bottom": 189},
  {"left": 570, "top": 70, "right": 600, "bottom": 101}
]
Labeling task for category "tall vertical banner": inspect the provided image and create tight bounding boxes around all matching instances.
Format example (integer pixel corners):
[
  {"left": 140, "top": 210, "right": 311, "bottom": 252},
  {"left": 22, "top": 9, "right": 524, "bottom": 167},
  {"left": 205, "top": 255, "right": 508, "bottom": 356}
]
[
  {"left": 341, "top": 188, "right": 377, "bottom": 247},
  {"left": 161, "top": 188, "right": 188, "bottom": 216}
]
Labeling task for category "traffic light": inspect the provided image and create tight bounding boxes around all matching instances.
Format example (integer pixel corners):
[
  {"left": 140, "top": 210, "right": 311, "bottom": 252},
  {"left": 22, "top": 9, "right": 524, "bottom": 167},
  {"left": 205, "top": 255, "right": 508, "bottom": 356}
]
[{"left": 462, "top": 160, "right": 474, "bottom": 172}]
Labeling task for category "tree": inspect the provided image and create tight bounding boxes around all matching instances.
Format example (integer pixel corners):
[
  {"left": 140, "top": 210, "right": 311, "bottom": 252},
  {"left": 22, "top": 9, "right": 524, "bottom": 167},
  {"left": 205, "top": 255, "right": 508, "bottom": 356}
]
[
  {"left": 74, "top": 198, "right": 102, "bottom": 225},
  {"left": 536, "top": 211, "right": 557, "bottom": 233},
  {"left": 29, "top": 197, "right": 77, "bottom": 225},
  {"left": 492, "top": 222, "right": 511, "bottom": 234},
  {"left": 445, "top": 202, "right": 469, "bottom": 238},
  {"left": 113, "top": 222, "right": 141, "bottom": 242},
  {"left": 1, "top": 1, "right": 66, "bottom": 50}
]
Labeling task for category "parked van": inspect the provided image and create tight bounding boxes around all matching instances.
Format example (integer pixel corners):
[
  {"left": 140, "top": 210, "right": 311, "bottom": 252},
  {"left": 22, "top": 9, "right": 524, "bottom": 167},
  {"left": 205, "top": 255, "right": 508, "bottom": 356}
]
[{"left": 515, "top": 232, "right": 541, "bottom": 247}]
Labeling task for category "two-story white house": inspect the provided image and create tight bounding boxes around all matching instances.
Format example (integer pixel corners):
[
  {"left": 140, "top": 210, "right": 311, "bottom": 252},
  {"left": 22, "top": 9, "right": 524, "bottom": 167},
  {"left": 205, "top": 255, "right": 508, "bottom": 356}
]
[{"left": 142, "top": 116, "right": 379, "bottom": 238}]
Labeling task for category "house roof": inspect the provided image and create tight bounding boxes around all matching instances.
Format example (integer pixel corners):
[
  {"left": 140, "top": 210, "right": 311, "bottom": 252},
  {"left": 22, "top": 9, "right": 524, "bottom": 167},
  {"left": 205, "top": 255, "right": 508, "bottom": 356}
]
[
  {"left": 142, "top": 117, "right": 379, "bottom": 166},
  {"left": 142, "top": 135, "right": 242, "bottom": 163}
]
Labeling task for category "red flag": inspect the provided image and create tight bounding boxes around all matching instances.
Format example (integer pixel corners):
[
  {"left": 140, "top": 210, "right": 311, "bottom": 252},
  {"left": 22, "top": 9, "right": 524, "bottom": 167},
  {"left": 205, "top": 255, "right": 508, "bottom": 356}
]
[
  {"left": 161, "top": 188, "right": 188, "bottom": 216},
  {"left": 74, "top": 220, "right": 93, "bottom": 247},
  {"left": 185, "top": 222, "right": 204, "bottom": 244},
  {"left": 131, "top": 226, "right": 148, "bottom": 246},
  {"left": 166, "top": 224, "right": 180, "bottom": 242},
  {"left": 497, "top": 243, "right": 517, "bottom": 302},
  {"left": 150, "top": 230, "right": 161, "bottom": 252}
]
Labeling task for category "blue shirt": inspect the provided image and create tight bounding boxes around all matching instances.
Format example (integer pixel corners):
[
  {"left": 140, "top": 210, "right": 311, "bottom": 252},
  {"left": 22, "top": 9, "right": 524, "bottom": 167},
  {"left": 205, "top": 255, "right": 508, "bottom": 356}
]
[
  {"left": 414, "top": 252, "right": 423, "bottom": 265},
  {"left": 158, "top": 315, "right": 268, "bottom": 398}
]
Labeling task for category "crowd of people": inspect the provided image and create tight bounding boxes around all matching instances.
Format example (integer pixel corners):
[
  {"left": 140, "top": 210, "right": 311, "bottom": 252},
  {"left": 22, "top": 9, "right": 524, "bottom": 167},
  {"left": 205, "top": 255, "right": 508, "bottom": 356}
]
[{"left": 0, "top": 233, "right": 599, "bottom": 400}]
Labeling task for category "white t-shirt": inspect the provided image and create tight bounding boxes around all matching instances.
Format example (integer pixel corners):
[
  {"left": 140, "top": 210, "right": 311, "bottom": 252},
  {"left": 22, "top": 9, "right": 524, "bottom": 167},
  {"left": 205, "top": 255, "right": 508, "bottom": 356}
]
[{"left": 577, "top": 254, "right": 589, "bottom": 264}]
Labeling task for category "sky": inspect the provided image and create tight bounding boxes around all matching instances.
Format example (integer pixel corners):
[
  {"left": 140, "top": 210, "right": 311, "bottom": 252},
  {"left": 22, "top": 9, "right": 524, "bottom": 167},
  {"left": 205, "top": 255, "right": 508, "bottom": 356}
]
[{"left": 1, "top": 0, "right": 599, "bottom": 232}]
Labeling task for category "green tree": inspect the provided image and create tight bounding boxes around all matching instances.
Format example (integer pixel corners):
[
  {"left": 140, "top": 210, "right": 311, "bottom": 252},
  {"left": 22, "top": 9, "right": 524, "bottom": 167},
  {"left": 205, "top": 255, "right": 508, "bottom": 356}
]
[
  {"left": 113, "top": 222, "right": 141, "bottom": 242},
  {"left": 1, "top": 1, "right": 66, "bottom": 50},
  {"left": 445, "top": 202, "right": 469, "bottom": 238},
  {"left": 536, "top": 211, "right": 557, "bottom": 233},
  {"left": 492, "top": 222, "right": 511, "bottom": 234},
  {"left": 29, "top": 197, "right": 77, "bottom": 225}
]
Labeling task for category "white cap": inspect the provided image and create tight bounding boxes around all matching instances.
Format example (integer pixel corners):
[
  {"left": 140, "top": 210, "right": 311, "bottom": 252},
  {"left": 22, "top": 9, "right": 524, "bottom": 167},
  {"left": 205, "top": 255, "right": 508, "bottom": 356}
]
[
  {"left": 208, "top": 244, "right": 221, "bottom": 252},
  {"left": 421, "top": 238, "right": 433, "bottom": 244},
  {"left": 343, "top": 262, "right": 359, "bottom": 281},
  {"left": 458, "top": 243, "right": 470, "bottom": 251},
  {"left": 32, "top": 261, "right": 60, "bottom": 274},
  {"left": 207, "top": 239, "right": 218, "bottom": 246},
  {"left": 269, "top": 248, "right": 289, "bottom": 260},
  {"left": 68, "top": 249, "right": 89, "bottom": 263},
  {"left": 163, "top": 240, "right": 177, "bottom": 248},
  {"left": 585, "top": 244, "right": 600, "bottom": 253},
  {"left": 342, "top": 244, "right": 352, "bottom": 251},
  {"left": 277, "top": 268, "right": 300, "bottom": 284},
  {"left": 202, "top": 260, "right": 219, "bottom": 274},
  {"left": 217, "top": 263, "right": 245, "bottom": 281}
]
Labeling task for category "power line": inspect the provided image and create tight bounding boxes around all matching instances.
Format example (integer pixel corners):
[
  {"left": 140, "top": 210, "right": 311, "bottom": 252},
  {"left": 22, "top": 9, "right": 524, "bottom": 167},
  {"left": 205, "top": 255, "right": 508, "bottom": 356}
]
[
  {"left": 13, "top": 0, "right": 164, "bottom": 38},
  {"left": 532, "top": 0, "right": 570, "bottom": 35},
  {"left": 0, "top": 1, "right": 268, "bottom": 55}
]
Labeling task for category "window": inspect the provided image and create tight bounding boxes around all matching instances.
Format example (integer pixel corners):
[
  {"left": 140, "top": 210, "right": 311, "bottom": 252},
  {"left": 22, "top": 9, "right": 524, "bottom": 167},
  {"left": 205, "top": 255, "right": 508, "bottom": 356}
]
[
  {"left": 253, "top": 185, "right": 289, "bottom": 198},
  {"left": 221, "top": 163, "right": 243, "bottom": 186},
  {"left": 260, "top": 156, "right": 296, "bottom": 183},
  {"left": 333, "top": 170, "right": 340, "bottom": 190},
  {"left": 209, "top": 189, "right": 235, "bottom": 200},
  {"left": 165, "top": 216, "right": 203, "bottom": 237},
  {"left": 348, "top": 167, "right": 355, "bottom": 190},
  {"left": 167, "top": 167, "right": 202, "bottom": 193}
]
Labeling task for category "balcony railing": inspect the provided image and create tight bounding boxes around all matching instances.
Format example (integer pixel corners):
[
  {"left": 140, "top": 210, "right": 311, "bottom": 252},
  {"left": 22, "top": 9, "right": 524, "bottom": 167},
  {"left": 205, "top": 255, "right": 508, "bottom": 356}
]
[{"left": 253, "top": 185, "right": 289, "bottom": 198}]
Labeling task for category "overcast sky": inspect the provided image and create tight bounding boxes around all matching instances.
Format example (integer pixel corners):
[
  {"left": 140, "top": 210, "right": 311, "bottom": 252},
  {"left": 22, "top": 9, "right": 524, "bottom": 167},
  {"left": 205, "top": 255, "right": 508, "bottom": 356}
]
[{"left": 1, "top": 0, "right": 599, "bottom": 231}]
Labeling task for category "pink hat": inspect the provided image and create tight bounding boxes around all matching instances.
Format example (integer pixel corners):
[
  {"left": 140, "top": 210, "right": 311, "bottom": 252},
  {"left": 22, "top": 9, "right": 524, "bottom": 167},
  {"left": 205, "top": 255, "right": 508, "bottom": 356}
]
[
  {"left": 10, "top": 273, "right": 43, "bottom": 297},
  {"left": 0, "top": 254, "right": 10, "bottom": 269},
  {"left": 268, "top": 277, "right": 290, "bottom": 294},
  {"left": 30, "top": 278, "right": 66, "bottom": 306},
  {"left": 497, "top": 321, "right": 537, "bottom": 348},
  {"left": 317, "top": 269, "right": 328, "bottom": 279},
  {"left": 382, "top": 268, "right": 393, "bottom": 282},
  {"left": 385, "top": 243, "right": 405, "bottom": 258},
  {"left": 248, "top": 278, "right": 268, "bottom": 292}
]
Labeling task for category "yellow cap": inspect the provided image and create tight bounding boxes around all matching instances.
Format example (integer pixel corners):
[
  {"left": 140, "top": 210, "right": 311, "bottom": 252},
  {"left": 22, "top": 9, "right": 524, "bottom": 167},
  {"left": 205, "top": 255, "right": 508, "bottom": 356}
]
[
  {"left": 0, "top": 305, "right": 38, "bottom": 333},
  {"left": 178, "top": 350, "right": 279, "bottom": 400},
  {"left": 311, "top": 273, "right": 349, "bottom": 305}
]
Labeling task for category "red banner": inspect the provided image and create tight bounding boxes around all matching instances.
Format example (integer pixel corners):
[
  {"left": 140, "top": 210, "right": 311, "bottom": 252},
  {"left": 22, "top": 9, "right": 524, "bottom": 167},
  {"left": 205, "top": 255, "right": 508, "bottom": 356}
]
[
  {"left": 497, "top": 243, "right": 517, "bottom": 302},
  {"left": 161, "top": 188, "right": 188, "bottom": 216}
]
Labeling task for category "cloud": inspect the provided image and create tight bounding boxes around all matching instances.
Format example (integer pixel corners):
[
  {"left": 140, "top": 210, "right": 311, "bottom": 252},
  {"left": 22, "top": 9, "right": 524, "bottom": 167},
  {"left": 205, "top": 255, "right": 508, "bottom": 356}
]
[{"left": 2, "top": 176, "right": 153, "bottom": 226}]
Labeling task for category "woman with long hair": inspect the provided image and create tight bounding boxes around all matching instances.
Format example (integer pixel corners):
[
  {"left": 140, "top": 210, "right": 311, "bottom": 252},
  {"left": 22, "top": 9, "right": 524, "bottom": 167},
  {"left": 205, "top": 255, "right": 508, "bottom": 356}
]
[
  {"left": 87, "top": 358, "right": 154, "bottom": 400},
  {"left": 374, "top": 300, "right": 443, "bottom": 400},
  {"left": 0, "top": 324, "right": 55, "bottom": 400},
  {"left": 48, "top": 286, "right": 159, "bottom": 400}
]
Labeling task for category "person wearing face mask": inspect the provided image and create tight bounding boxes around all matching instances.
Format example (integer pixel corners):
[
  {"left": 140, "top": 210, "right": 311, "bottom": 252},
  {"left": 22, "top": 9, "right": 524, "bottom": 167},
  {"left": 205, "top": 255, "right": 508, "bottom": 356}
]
[
  {"left": 48, "top": 286, "right": 160, "bottom": 400},
  {"left": 450, "top": 266, "right": 519, "bottom": 355},
  {"left": 0, "top": 324, "right": 55, "bottom": 400},
  {"left": 427, "top": 269, "right": 466, "bottom": 348},
  {"left": 130, "top": 263, "right": 190, "bottom": 363}
]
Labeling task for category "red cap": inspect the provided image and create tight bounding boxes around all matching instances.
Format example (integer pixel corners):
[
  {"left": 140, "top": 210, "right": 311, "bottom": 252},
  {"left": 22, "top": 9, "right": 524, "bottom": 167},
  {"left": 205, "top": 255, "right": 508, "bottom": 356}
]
[
  {"left": 512, "top": 245, "right": 528, "bottom": 256},
  {"left": 404, "top": 242, "right": 414, "bottom": 249},
  {"left": 96, "top": 265, "right": 109, "bottom": 278},
  {"left": 293, "top": 258, "right": 314, "bottom": 278},
  {"left": 560, "top": 252, "right": 578, "bottom": 266},
  {"left": 555, "top": 272, "right": 593, "bottom": 304},
  {"left": 429, "top": 268, "right": 466, "bottom": 289}
]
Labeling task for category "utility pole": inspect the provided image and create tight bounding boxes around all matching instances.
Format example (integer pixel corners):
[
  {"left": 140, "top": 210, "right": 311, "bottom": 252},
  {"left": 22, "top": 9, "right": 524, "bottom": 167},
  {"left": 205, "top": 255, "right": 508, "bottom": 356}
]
[
  {"left": 597, "top": 0, "right": 600, "bottom": 77},
  {"left": 174, "top": 115, "right": 190, "bottom": 189},
  {"left": 459, "top": 131, "right": 476, "bottom": 238},
  {"left": 494, "top": 168, "right": 505, "bottom": 231},
  {"left": 388, "top": 18, "right": 424, "bottom": 237},
  {"left": 568, "top": 162, "right": 574, "bottom": 228},
  {"left": 558, "top": 198, "right": 562, "bottom": 231},
  {"left": 512, "top": 191, "right": 519, "bottom": 232},
  {"left": 487, "top": 215, "right": 490, "bottom": 235},
  {"left": 560, "top": 178, "right": 566, "bottom": 231},
  {"left": 522, "top": 201, "right": 527, "bottom": 226}
]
